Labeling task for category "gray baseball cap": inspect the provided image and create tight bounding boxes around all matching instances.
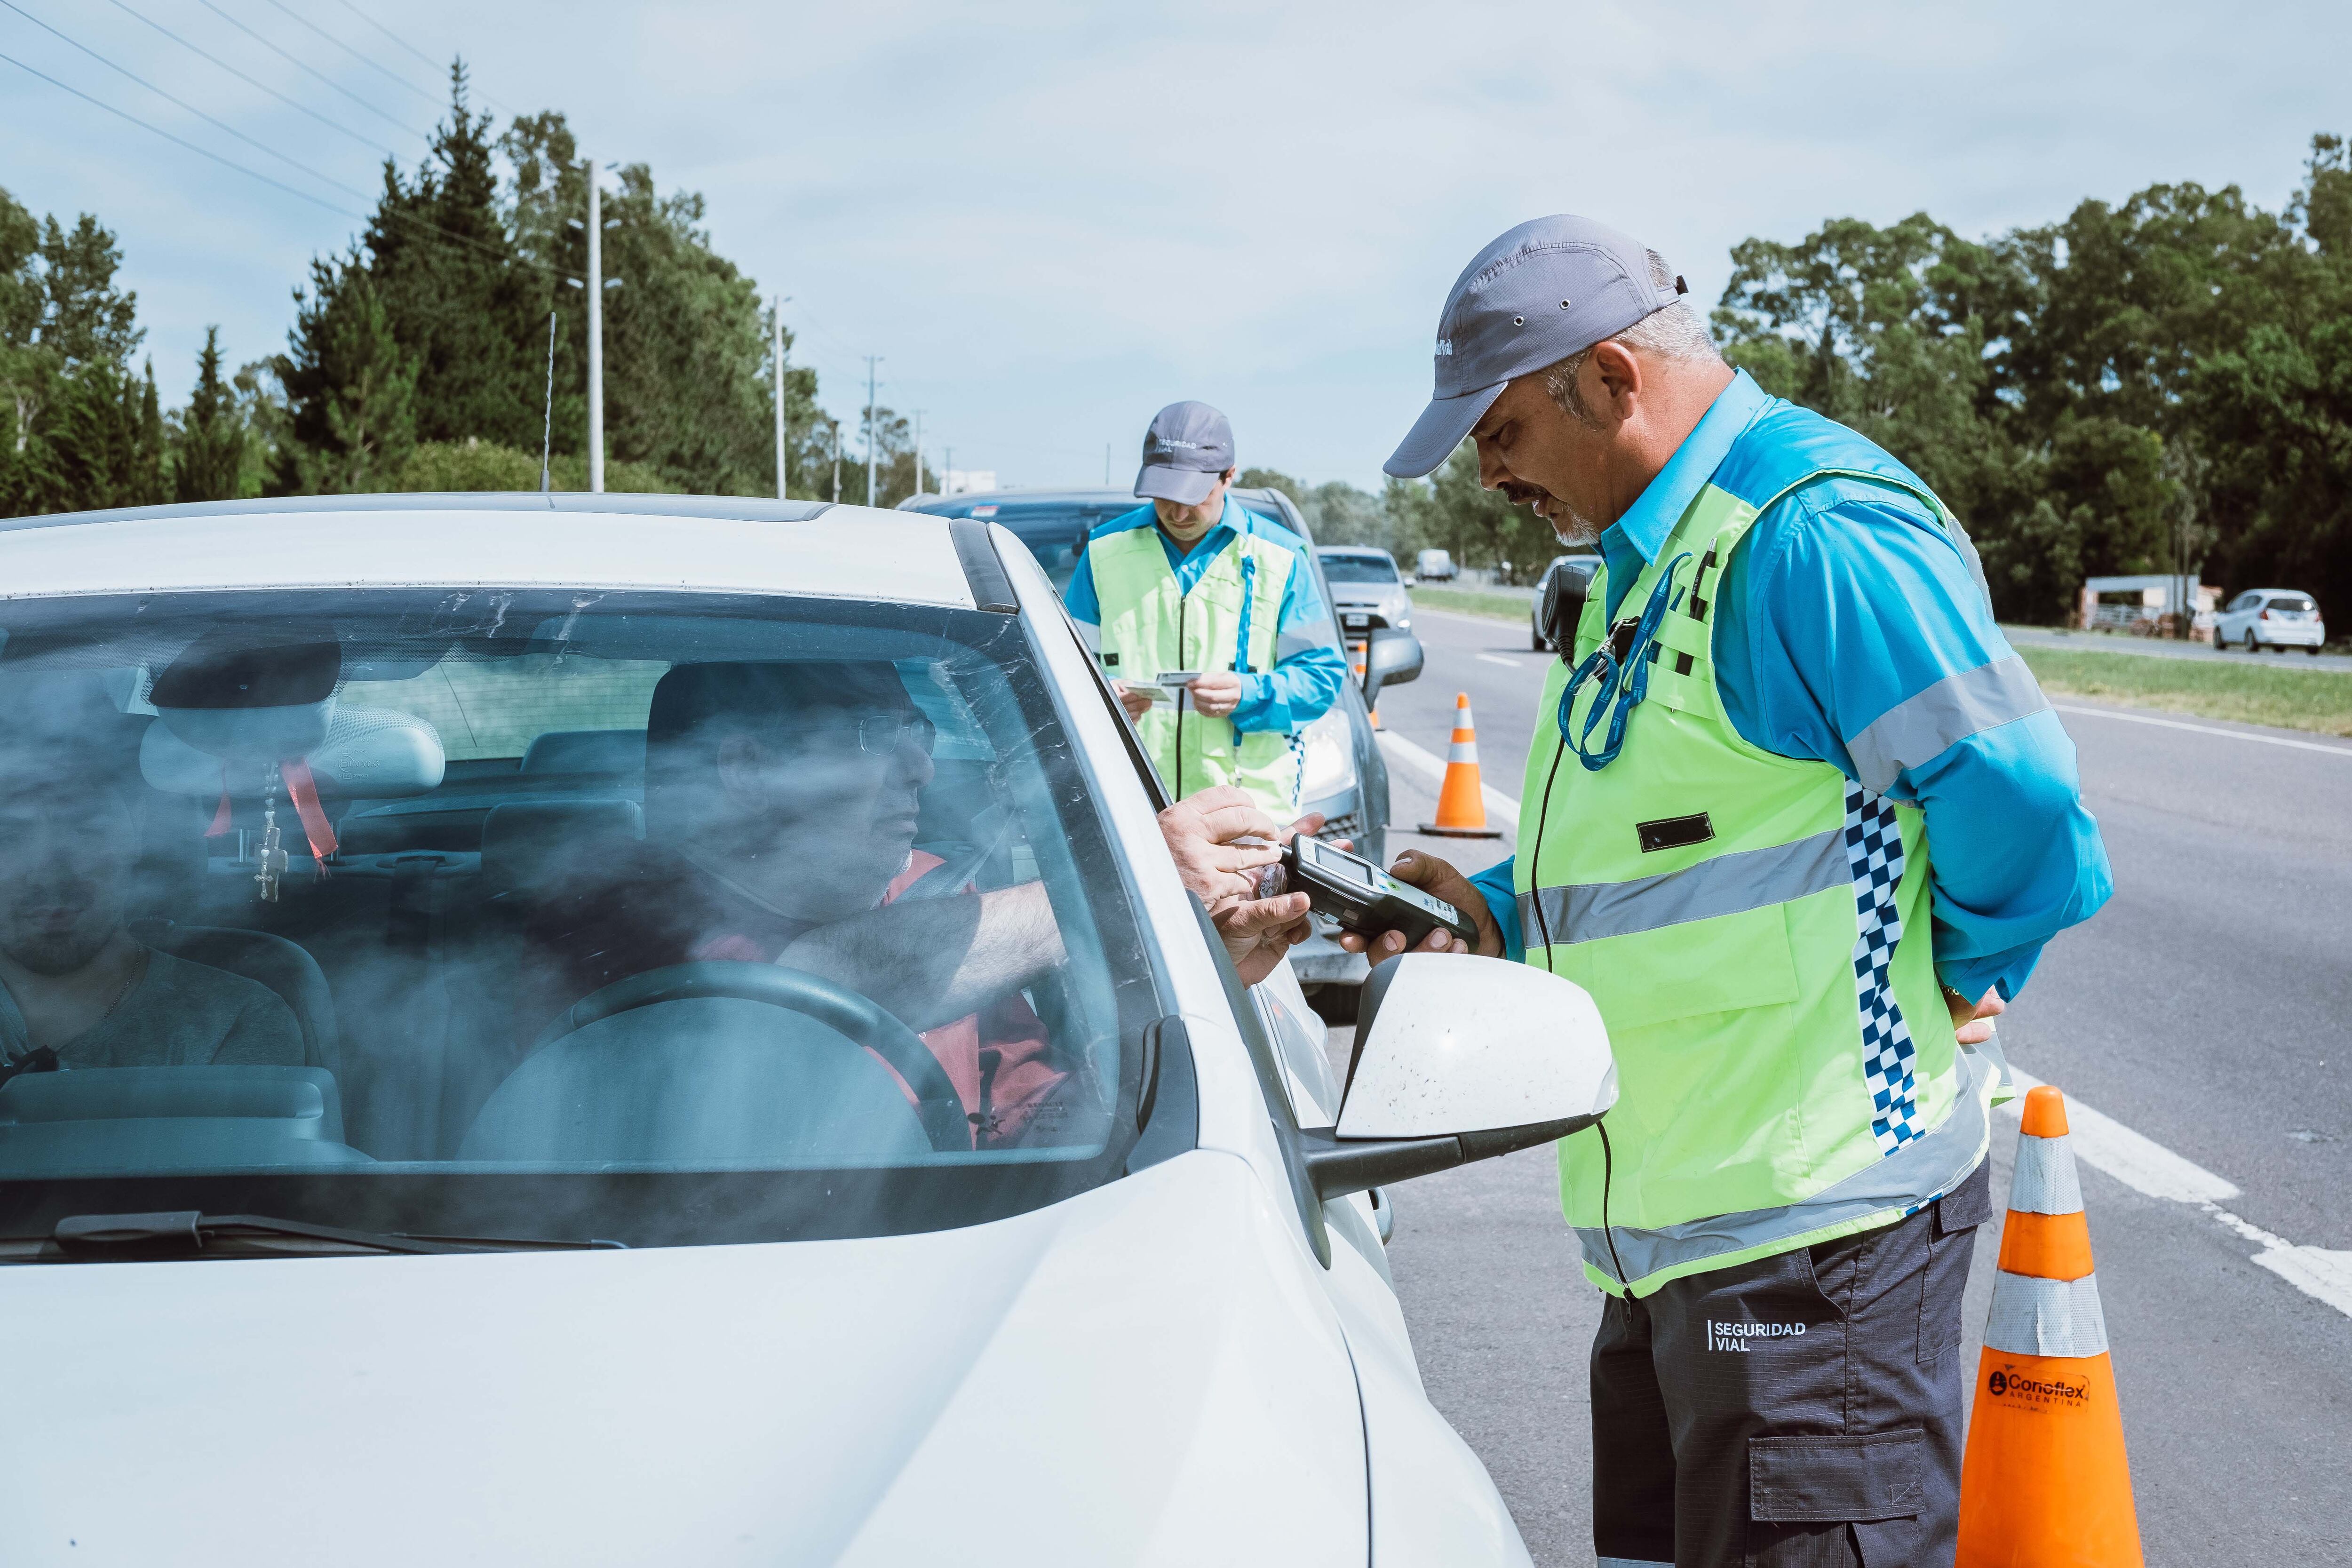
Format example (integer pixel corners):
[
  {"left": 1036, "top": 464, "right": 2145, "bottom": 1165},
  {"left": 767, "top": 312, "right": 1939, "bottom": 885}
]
[
  {"left": 1135, "top": 400, "right": 1235, "bottom": 506},
  {"left": 1384, "top": 215, "right": 1687, "bottom": 478}
]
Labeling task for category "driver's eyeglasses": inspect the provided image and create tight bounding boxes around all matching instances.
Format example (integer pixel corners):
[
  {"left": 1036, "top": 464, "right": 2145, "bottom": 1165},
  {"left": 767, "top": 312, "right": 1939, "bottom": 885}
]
[
  {"left": 847, "top": 713, "right": 937, "bottom": 756},
  {"left": 778, "top": 711, "right": 937, "bottom": 757}
]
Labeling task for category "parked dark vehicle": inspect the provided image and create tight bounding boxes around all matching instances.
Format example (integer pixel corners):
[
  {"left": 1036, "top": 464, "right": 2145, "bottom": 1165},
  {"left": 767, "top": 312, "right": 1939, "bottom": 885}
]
[
  {"left": 1531, "top": 553, "right": 1603, "bottom": 653},
  {"left": 902, "top": 487, "right": 1422, "bottom": 999}
]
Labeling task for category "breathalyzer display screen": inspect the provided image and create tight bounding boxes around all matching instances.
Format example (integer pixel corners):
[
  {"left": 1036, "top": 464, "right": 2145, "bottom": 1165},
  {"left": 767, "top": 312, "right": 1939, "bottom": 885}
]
[{"left": 1306, "top": 837, "right": 1374, "bottom": 887}]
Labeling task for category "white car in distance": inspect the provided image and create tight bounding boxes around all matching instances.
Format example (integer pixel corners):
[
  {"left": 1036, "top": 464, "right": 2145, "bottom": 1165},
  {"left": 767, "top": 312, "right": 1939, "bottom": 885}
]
[
  {"left": 0, "top": 493, "right": 1617, "bottom": 1567},
  {"left": 2213, "top": 588, "right": 2326, "bottom": 653}
]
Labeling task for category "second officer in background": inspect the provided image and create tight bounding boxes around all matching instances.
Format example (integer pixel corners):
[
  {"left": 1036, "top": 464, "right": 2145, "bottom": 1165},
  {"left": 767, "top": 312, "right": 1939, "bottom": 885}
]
[{"left": 1065, "top": 400, "right": 1346, "bottom": 816}]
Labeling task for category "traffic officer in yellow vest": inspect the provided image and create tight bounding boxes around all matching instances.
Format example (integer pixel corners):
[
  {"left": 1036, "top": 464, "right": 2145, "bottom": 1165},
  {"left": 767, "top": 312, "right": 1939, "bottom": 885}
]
[
  {"left": 1065, "top": 401, "right": 1348, "bottom": 815},
  {"left": 1348, "top": 217, "right": 2113, "bottom": 1566}
]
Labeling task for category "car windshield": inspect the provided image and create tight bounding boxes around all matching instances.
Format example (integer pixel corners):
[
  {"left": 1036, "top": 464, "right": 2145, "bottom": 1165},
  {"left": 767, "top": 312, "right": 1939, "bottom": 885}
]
[
  {"left": 924, "top": 501, "right": 1135, "bottom": 594},
  {"left": 1319, "top": 554, "right": 1400, "bottom": 586},
  {"left": 0, "top": 588, "right": 1165, "bottom": 1250}
]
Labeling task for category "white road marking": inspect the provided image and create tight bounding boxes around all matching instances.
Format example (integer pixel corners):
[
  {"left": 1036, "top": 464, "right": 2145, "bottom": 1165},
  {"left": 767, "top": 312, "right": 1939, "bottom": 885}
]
[
  {"left": 1477, "top": 653, "right": 1524, "bottom": 669},
  {"left": 1378, "top": 731, "right": 1519, "bottom": 830},
  {"left": 2002, "top": 1065, "right": 2352, "bottom": 1321},
  {"left": 2053, "top": 703, "right": 2352, "bottom": 757}
]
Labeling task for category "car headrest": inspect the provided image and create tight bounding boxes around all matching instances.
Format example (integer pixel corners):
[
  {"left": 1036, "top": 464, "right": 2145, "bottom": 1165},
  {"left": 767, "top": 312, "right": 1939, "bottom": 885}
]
[
  {"left": 521, "top": 729, "right": 646, "bottom": 777},
  {"left": 140, "top": 705, "right": 445, "bottom": 799},
  {"left": 480, "top": 799, "right": 644, "bottom": 897}
]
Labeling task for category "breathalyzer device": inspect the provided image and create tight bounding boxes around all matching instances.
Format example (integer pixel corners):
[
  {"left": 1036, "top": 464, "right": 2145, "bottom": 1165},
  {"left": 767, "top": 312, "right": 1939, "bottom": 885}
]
[{"left": 1258, "top": 835, "right": 1478, "bottom": 950}]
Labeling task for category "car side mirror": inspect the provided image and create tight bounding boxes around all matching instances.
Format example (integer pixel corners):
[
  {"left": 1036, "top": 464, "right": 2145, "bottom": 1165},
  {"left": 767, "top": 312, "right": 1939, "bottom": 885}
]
[
  {"left": 1361, "top": 627, "right": 1422, "bottom": 706},
  {"left": 1300, "top": 954, "right": 1617, "bottom": 1202}
]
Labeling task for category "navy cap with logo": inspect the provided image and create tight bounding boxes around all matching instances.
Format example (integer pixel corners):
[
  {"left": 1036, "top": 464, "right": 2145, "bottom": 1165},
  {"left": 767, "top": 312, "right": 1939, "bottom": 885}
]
[
  {"left": 1384, "top": 215, "right": 1686, "bottom": 478},
  {"left": 1135, "top": 400, "right": 1235, "bottom": 506}
]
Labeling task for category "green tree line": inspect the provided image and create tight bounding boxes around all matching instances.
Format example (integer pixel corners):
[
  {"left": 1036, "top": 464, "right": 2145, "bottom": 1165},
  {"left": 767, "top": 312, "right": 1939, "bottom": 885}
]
[
  {"left": 1262, "top": 133, "right": 2351, "bottom": 622},
  {"left": 1, "top": 65, "right": 929, "bottom": 517}
]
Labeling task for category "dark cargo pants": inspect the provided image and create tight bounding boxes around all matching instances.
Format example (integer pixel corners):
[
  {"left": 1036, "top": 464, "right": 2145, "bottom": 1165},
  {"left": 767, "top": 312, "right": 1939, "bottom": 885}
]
[{"left": 1590, "top": 1159, "right": 1993, "bottom": 1568}]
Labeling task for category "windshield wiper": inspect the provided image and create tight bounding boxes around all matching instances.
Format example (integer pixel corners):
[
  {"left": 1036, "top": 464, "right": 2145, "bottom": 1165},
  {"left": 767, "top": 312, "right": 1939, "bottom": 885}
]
[{"left": 0, "top": 1211, "right": 627, "bottom": 1262}]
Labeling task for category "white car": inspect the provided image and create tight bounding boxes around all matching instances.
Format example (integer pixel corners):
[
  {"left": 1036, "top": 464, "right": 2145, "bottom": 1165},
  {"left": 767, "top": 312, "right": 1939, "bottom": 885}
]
[
  {"left": 0, "top": 493, "right": 1616, "bottom": 1566},
  {"left": 2214, "top": 588, "right": 2326, "bottom": 653}
]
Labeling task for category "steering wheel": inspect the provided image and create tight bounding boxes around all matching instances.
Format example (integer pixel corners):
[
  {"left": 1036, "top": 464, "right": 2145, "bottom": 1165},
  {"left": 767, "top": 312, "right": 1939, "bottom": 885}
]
[{"left": 532, "top": 961, "right": 970, "bottom": 1153}]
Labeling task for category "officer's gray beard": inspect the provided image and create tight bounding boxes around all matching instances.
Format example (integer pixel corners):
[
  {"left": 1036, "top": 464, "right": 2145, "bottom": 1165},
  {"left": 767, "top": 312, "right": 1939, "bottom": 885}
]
[{"left": 1549, "top": 504, "right": 1608, "bottom": 548}]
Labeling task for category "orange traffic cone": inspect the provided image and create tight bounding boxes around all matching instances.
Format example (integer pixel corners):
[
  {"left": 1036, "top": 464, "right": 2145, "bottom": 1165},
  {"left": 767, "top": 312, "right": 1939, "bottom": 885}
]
[
  {"left": 1419, "top": 693, "right": 1503, "bottom": 839},
  {"left": 1956, "top": 1085, "right": 2143, "bottom": 1567}
]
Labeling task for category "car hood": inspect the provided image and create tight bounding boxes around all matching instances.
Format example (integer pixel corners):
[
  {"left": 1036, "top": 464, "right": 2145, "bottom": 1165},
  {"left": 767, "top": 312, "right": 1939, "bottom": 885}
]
[{"left": 0, "top": 1152, "right": 1368, "bottom": 1567}]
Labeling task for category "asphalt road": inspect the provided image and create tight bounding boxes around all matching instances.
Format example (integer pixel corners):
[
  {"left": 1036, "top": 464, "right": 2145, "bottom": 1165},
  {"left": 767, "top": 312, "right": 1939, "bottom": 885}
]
[{"left": 1340, "top": 605, "right": 2352, "bottom": 1567}]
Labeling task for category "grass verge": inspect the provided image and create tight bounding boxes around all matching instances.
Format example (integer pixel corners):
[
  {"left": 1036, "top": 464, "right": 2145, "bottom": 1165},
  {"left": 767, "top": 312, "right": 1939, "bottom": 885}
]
[
  {"left": 1411, "top": 586, "right": 1530, "bottom": 623},
  {"left": 2018, "top": 646, "right": 2352, "bottom": 737}
]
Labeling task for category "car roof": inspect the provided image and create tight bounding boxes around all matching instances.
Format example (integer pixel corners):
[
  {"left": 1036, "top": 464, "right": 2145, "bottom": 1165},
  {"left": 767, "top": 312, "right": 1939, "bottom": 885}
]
[
  {"left": 1317, "top": 545, "right": 1393, "bottom": 558},
  {"left": 0, "top": 493, "right": 984, "bottom": 607}
]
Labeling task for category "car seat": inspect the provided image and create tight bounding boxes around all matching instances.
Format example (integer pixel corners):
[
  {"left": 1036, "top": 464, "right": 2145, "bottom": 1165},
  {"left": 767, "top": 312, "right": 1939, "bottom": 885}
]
[{"left": 127, "top": 919, "right": 342, "bottom": 1076}]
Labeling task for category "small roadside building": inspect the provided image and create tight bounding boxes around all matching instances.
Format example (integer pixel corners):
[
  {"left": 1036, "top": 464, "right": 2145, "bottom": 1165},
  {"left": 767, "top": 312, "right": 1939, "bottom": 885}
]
[{"left": 2077, "top": 575, "right": 2218, "bottom": 641}]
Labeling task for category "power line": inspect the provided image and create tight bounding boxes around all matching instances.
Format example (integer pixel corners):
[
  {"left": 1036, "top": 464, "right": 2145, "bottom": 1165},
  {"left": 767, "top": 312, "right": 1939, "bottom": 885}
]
[
  {"left": 104, "top": 0, "right": 396, "bottom": 158},
  {"left": 191, "top": 0, "right": 426, "bottom": 141},
  {"left": 0, "top": 47, "right": 578, "bottom": 283},
  {"left": 0, "top": 0, "right": 369, "bottom": 203},
  {"left": 331, "top": 0, "right": 507, "bottom": 117},
  {"left": 259, "top": 0, "right": 438, "bottom": 108}
]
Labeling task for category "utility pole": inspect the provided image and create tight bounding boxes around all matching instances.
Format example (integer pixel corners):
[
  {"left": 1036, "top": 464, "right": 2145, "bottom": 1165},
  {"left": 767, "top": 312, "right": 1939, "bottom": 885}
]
[
  {"left": 772, "top": 299, "right": 787, "bottom": 500},
  {"left": 863, "top": 356, "right": 882, "bottom": 505},
  {"left": 944, "top": 445, "right": 954, "bottom": 496},
  {"left": 829, "top": 417, "right": 842, "bottom": 503},
  {"left": 911, "top": 409, "right": 925, "bottom": 498},
  {"left": 587, "top": 155, "right": 604, "bottom": 493},
  {"left": 539, "top": 310, "right": 556, "bottom": 492}
]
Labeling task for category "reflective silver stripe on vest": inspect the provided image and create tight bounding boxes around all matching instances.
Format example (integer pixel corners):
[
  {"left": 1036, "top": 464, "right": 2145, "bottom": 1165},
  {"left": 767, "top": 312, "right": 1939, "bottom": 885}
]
[
  {"left": 1983, "top": 1272, "right": 2109, "bottom": 1359},
  {"left": 1845, "top": 656, "right": 2049, "bottom": 795},
  {"left": 1575, "top": 1045, "right": 1995, "bottom": 1288},
  {"left": 2008, "top": 1132, "right": 2083, "bottom": 1216},
  {"left": 1519, "top": 825, "right": 1847, "bottom": 948}
]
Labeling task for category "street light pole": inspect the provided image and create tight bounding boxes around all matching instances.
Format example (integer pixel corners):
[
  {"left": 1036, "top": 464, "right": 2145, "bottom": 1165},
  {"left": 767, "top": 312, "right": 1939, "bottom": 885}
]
[
  {"left": 772, "top": 299, "right": 786, "bottom": 500},
  {"left": 911, "top": 409, "right": 924, "bottom": 498},
  {"left": 864, "top": 356, "right": 882, "bottom": 505},
  {"left": 829, "top": 417, "right": 841, "bottom": 503},
  {"left": 587, "top": 154, "right": 604, "bottom": 494}
]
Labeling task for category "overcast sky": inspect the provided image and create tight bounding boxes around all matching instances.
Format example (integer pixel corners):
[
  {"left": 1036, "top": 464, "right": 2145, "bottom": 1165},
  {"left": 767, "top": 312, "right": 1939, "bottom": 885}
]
[{"left": 3, "top": 0, "right": 2346, "bottom": 491}]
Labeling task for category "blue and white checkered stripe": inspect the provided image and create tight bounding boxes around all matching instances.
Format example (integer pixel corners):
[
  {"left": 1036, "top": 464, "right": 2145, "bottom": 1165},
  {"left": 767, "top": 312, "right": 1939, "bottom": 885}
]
[{"left": 1845, "top": 781, "right": 1922, "bottom": 1153}]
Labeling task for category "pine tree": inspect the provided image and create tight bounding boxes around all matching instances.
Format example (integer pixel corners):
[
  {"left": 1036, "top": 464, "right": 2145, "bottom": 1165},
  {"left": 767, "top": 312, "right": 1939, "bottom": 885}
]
[
  {"left": 272, "top": 255, "right": 417, "bottom": 494},
  {"left": 366, "top": 63, "right": 537, "bottom": 449},
  {"left": 174, "top": 326, "right": 246, "bottom": 502}
]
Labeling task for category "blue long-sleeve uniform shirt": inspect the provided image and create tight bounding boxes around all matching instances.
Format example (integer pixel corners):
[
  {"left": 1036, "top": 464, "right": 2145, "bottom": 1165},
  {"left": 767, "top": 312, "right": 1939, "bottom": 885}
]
[
  {"left": 1065, "top": 496, "right": 1348, "bottom": 735},
  {"left": 1467, "top": 370, "right": 2111, "bottom": 1004}
]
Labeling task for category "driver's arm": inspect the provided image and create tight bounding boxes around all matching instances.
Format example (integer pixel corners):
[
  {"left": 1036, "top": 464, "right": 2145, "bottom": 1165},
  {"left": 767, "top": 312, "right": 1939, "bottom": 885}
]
[{"left": 777, "top": 883, "right": 1064, "bottom": 1033}]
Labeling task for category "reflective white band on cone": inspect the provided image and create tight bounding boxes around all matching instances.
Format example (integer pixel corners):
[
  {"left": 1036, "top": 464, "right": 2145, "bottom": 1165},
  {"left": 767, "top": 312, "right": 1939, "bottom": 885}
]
[
  {"left": 1983, "top": 1271, "right": 2110, "bottom": 1359},
  {"left": 1448, "top": 740, "right": 1478, "bottom": 764},
  {"left": 2008, "top": 1132, "right": 2084, "bottom": 1216}
]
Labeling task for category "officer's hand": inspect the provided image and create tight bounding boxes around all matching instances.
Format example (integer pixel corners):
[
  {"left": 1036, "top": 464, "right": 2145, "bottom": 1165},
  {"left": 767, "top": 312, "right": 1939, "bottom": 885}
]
[
  {"left": 1946, "top": 985, "right": 2006, "bottom": 1046},
  {"left": 1334, "top": 849, "right": 1504, "bottom": 960},
  {"left": 1114, "top": 681, "right": 1155, "bottom": 721},
  {"left": 1158, "top": 786, "right": 1286, "bottom": 912},
  {"left": 1188, "top": 671, "right": 1243, "bottom": 717}
]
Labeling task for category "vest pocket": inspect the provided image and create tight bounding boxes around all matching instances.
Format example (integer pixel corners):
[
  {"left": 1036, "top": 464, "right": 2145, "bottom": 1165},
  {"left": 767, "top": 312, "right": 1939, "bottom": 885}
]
[{"left": 1554, "top": 901, "right": 1801, "bottom": 1031}]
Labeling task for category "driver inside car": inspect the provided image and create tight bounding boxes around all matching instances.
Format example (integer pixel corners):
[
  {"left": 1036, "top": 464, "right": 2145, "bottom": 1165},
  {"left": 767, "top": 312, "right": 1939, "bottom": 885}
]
[
  {"left": 0, "top": 730, "right": 303, "bottom": 1075},
  {"left": 524, "top": 660, "right": 1081, "bottom": 1148}
]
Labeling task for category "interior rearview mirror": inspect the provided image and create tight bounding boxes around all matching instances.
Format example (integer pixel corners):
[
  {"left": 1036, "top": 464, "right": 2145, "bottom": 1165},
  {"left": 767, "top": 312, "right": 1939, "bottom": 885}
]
[
  {"left": 1300, "top": 954, "right": 1616, "bottom": 1202},
  {"left": 1361, "top": 627, "right": 1423, "bottom": 707}
]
